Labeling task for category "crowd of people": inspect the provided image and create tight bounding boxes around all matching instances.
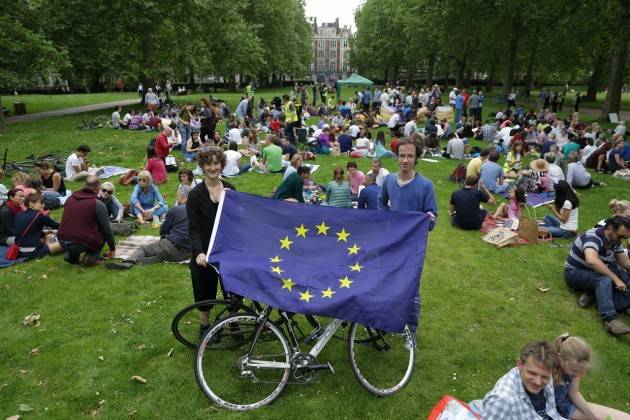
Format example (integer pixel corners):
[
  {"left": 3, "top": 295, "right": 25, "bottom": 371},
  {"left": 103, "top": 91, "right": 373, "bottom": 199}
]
[{"left": 1, "top": 80, "right": 629, "bottom": 417}]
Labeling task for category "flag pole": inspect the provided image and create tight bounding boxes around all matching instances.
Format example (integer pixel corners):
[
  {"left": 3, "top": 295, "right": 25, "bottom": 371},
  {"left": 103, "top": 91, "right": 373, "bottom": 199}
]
[{"left": 206, "top": 189, "right": 227, "bottom": 261}]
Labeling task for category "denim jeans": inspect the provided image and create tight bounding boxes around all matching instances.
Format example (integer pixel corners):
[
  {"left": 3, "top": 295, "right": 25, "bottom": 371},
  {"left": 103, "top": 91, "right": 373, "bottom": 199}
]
[
  {"left": 60, "top": 240, "right": 103, "bottom": 263},
  {"left": 179, "top": 124, "right": 191, "bottom": 146},
  {"left": 408, "top": 286, "right": 421, "bottom": 336},
  {"left": 542, "top": 215, "right": 576, "bottom": 239},
  {"left": 564, "top": 267, "right": 630, "bottom": 321}
]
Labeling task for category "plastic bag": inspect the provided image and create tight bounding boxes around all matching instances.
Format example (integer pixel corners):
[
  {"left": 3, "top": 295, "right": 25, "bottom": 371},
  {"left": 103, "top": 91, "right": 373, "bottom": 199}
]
[{"left": 427, "top": 395, "right": 481, "bottom": 420}]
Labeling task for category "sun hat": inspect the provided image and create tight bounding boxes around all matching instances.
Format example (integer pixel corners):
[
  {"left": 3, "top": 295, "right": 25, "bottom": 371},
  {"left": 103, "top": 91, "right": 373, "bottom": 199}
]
[{"left": 530, "top": 158, "right": 550, "bottom": 172}]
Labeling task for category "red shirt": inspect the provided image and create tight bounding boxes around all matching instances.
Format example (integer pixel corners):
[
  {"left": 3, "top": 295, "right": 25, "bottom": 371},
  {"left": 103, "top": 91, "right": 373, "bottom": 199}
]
[
  {"left": 155, "top": 132, "right": 171, "bottom": 158},
  {"left": 270, "top": 119, "right": 282, "bottom": 132},
  {"left": 390, "top": 138, "right": 399, "bottom": 154},
  {"left": 146, "top": 157, "right": 167, "bottom": 184}
]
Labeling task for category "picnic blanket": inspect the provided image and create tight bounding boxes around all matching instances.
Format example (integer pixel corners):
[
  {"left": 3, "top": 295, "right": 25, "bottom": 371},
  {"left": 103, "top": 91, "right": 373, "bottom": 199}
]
[
  {"left": 480, "top": 216, "right": 528, "bottom": 246},
  {"left": 0, "top": 246, "right": 28, "bottom": 268},
  {"left": 98, "top": 166, "right": 133, "bottom": 180},
  {"left": 500, "top": 191, "right": 554, "bottom": 208},
  {"left": 114, "top": 235, "right": 159, "bottom": 260}
]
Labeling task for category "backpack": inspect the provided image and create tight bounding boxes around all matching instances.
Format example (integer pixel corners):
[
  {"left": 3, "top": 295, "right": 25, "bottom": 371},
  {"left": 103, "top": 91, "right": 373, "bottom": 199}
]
[{"left": 450, "top": 163, "right": 467, "bottom": 184}]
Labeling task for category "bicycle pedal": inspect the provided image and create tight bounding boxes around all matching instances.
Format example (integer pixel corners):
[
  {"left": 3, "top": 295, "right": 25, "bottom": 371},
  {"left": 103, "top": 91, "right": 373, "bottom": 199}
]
[{"left": 306, "top": 362, "right": 334, "bottom": 374}]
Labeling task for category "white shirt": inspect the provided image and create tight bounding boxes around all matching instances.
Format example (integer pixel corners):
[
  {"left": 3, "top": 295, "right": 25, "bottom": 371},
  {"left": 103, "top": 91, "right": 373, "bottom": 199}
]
[
  {"left": 367, "top": 168, "right": 390, "bottom": 187},
  {"left": 65, "top": 153, "right": 83, "bottom": 179},
  {"left": 496, "top": 126, "right": 512, "bottom": 145},
  {"left": 580, "top": 145, "right": 597, "bottom": 164},
  {"left": 449, "top": 90, "right": 457, "bottom": 105},
  {"left": 388, "top": 113, "right": 400, "bottom": 129},
  {"left": 222, "top": 150, "right": 243, "bottom": 177},
  {"left": 403, "top": 121, "right": 417, "bottom": 137},
  {"left": 283, "top": 165, "right": 297, "bottom": 180},
  {"left": 547, "top": 164, "right": 565, "bottom": 188},
  {"left": 560, "top": 200, "right": 579, "bottom": 231},
  {"left": 228, "top": 128, "right": 242, "bottom": 145},
  {"left": 111, "top": 111, "right": 121, "bottom": 128},
  {"left": 446, "top": 138, "right": 465, "bottom": 159},
  {"left": 348, "top": 124, "right": 360, "bottom": 138},
  {"left": 380, "top": 92, "right": 390, "bottom": 105}
]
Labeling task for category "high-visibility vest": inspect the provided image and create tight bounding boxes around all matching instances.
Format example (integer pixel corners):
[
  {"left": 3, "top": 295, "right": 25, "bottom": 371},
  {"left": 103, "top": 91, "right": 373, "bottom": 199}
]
[
  {"left": 283, "top": 102, "right": 298, "bottom": 123},
  {"left": 246, "top": 84, "right": 254, "bottom": 97}
]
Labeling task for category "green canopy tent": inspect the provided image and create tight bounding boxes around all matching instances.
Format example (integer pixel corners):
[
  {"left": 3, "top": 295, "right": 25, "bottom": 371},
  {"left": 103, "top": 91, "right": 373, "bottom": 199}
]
[{"left": 335, "top": 73, "right": 374, "bottom": 87}]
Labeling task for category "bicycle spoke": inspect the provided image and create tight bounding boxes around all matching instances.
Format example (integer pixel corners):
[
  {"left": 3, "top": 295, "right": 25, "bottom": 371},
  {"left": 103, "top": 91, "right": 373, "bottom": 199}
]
[
  {"left": 348, "top": 324, "right": 414, "bottom": 396},
  {"left": 195, "top": 315, "right": 290, "bottom": 410}
]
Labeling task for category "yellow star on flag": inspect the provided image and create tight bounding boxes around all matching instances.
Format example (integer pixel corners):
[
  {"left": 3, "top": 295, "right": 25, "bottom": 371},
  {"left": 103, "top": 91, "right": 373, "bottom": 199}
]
[
  {"left": 349, "top": 262, "right": 363, "bottom": 272},
  {"left": 279, "top": 236, "right": 293, "bottom": 250},
  {"left": 269, "top": 255, "right": 282, "bottom": 263},
  {"left": 347, "top": 243, "right": 361, "bottom": 255},
  {"left": 295, "top": 224, "right": 309, "bottom": 238},
  {"left": 299, "top": 289, "right": 313, "bottom": 303},
  {"left": 339, "top": 276, "right": 353, "bottom": 288},
  {"left": 336, "top": 228, "right": 350, "bottom": 242},
  {"left": 281, "top": 278, "right": 295, "bottom": 291},
  {"left": 271, "top": 266, "right": 284, "bottom": 275},
  {"left": 316, "top": 221, "right": 330, "bottom": 235},
  {"left": 321, "top": 287, "right": 336, "bottom": 298}
]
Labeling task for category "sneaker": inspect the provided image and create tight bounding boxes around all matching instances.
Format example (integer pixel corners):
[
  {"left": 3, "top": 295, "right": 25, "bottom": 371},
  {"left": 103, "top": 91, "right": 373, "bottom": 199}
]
[
  {"left": 84, "top": 255, "right": 103, "bottom": 267},
  {"left": 577, "top": 293, "right": 594, "bottom": 308},
  {"left": 605, "top": 318, "right": 630, "bottom": 336},
  {"left": 105, "top": 261, "right": 135, "bottom": 270}
]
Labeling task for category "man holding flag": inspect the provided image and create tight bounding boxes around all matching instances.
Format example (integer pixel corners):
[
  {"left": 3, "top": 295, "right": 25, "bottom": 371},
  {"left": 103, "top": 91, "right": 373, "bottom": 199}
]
[{"left": 378, "top": 137, "right": 438, "bottom": 340}]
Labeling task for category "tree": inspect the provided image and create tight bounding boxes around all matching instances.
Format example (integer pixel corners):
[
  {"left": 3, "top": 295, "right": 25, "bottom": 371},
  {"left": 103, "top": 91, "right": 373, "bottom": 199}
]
[{"left": 600, "top": 0, "right": 630, "bottom": 119}]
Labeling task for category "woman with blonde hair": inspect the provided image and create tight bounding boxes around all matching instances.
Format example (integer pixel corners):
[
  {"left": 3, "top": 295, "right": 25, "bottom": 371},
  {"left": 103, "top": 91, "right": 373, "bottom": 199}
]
[
  {"left": 608, "top": 199, "right": 630, "bottom": 217},
  {"left": 554, "top": 334, "right": 630, "bottom": 419},
  {"left": 130, "top": 170, "right": 167, "bottom": 224}
]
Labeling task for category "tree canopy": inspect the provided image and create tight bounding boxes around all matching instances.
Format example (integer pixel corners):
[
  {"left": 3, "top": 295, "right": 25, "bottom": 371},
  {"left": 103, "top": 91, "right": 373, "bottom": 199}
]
[{"left": 0, "top": 0, "right": 312, "bottom": 91}]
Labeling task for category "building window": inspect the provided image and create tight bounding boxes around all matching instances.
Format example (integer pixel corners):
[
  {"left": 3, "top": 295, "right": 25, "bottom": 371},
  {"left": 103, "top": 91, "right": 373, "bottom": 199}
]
[
  {"left": 343, "top": 40, "right": 348, "bottom": 48},
  {"left": 318, "top": 60, "right": 325, "bottom": 70},
  {"left": 329, "top": 61, "right": 336, "bottom": 71},
  {"left": 318, "top": 50, "right": 325, "bottom": 58},
  {"left": 330, "top": 51, "right": 335, "bottom": 59},
  {"left": 318, "top": 40, "right": 324, "bottom": 48}
]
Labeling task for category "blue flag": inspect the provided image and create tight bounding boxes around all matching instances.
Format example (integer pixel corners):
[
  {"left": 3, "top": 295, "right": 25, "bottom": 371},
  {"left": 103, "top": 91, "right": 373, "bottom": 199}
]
[{"left": 208, "top": 190, "right": 430, "bottom": 332}]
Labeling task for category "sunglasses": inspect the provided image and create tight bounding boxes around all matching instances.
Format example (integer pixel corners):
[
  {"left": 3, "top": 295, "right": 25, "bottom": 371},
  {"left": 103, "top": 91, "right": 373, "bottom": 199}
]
[{"left": 101, "top": 189, "right": 113, "bottom": 194}]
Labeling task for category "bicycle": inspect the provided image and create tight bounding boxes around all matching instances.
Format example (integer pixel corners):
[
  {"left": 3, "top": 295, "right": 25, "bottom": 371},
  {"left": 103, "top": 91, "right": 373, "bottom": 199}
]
[
  {"left": 1, "top": 148, "right": 66, "bottom": 175},
  {"left": 78, "top": 115, "right": 111, "bottom": 130},
  {"left": 194, "top": 304, "right": 415, "bottom": 411}
]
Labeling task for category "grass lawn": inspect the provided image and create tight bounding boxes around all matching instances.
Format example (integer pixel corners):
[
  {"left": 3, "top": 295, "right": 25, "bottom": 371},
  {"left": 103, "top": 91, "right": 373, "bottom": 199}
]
[{"left": 0, "top": 92, "right": 629, "bottom": 419}]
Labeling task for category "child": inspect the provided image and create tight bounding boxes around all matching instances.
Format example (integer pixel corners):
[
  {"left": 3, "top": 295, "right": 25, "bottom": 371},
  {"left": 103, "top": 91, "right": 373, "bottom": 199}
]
[
  {"left": 145, "top": 148, "right": 167, "bottom": 185},
  {"left": 491, "top": 186, "right": 526, "bottom": 221},
  {"left": 554, "top": 334, "right": 630, "bottom": 419}
]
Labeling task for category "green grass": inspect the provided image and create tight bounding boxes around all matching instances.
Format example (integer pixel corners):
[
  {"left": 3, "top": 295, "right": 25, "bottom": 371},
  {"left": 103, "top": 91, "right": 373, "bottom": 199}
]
[{"left": 0, "top": 92, "right": 629, "bottom": 419}]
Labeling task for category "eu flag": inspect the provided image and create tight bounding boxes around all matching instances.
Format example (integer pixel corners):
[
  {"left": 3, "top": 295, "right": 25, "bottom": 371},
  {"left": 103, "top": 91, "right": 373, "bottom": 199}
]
[{"left": 207, "top": 190, "right": 430, "bottom": 332}]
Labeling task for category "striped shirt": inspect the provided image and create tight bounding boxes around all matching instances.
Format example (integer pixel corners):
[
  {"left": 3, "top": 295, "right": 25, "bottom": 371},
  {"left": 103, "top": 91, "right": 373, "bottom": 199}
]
[{"left": 565, "top": 227, "right": 625, "bottom": 271}]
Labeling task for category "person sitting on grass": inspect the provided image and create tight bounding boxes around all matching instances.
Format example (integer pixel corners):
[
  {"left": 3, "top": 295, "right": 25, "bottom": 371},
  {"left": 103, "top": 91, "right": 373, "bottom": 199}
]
[
  {"left": 283, "top": 154, "right": 303, "bottom": 180},
  {"left": 130, "top": 171, "right": 168, "bottom": 225},
  {"left": 503, "top": 141, "right": 526, "bottom": 177},
  {"left": 565, "top": 151, "right": 599, "bottom": 190},
  {"left": 448, "top": 175, "right": 495, "bottom": 231},
  {"left": 347, "top": 161, "right": 365, "bottom": 201},
  {"left": 14, "top": 193, "right": 62, "bottom": 260},
  {"left": 338, "top": 126, "right": 353, "bottom": 153},
  {"left": 564, "top": 216, "right": 630, "bottom": 336},
  {"left": 553, "top": 333, "right": 630, "bottom": 419},
  {"left": 606, "top": 139, "right": 627, "bottom": 173},
  {"left": 0, "top": 188, "right": 25, "bottom": 246},
  {"left": 273, "top": 166, "right": 311, "bottom": 203},
  {"left": 35, "top": 161, "right": 66, "bottom": 203},
  {"left": 480, "top": 150, "right": 509, "bottom": 193},
  {"left": 466, "top": 148, "right": 491, "bottom": 178},
  {"left": 357, "top": 173, "right": 378, "bottom": 209},
  {"left": 106, "top": 185, "right": 192, "bottom": 270},
  {"left": 260, "top": 135, "right": 284, "bottom": 173},
  {"left": 482, "top": 341, "right": 565, "bottom": 419},
  {"left": 374, "top": 131, "right": 397, "bottom": 159},
  {"left": 57, "top": 176, "right": 116, "bottom": 266},
  {"left": 317, "top": 126, "right": 332, "bottom": 155},
  {"left": 97, "top": 182, "right": 123, "bottom": 222},
  {"left": 539, "top": 180, "right": 579, "bottom": 239},
  {"left": 326, "top": 167, "right": 352, "bottom": 208},
  {"left": 111, "top": 105, "right": 123, "bottom": 129},
  {"left": 145, "top": 148, "right": 167, "bottom": 185},
  {"left": 183, "top": 131, "right": 202, "bottom": 162},
  {"left": 492, "top": 186, "right": 526, "bottom": 223},
  {"left": 65, "top": 144, "right": 91, "bottom": 182},
  {"left": 222, "top": 141, "right": 251, "bottom": 178},
  {"left": 545, "top": 152, "right": 565, "bottom": 190}
]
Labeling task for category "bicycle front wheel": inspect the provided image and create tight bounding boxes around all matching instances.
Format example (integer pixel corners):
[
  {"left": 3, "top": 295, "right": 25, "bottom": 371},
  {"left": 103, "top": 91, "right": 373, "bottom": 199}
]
[
  {"left": 195, "top": 314, "right": 291, "bottom": 411},
  {"left": 93, "top": 115, "right": 110, "bottom": 125},
  {"left": 347, "top": 323, "right": 414, "bottom": 396}
]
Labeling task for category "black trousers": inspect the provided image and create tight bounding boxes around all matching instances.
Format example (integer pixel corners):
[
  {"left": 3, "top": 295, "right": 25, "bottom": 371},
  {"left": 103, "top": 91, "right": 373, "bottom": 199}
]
[{"left": 189, "top": 260, "right": 220, "bottom": 311}]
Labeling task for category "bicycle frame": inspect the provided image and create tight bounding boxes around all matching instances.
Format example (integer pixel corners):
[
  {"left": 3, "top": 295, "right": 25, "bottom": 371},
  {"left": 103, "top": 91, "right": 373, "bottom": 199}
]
[{"left": 244, "top": 306, "right": 343, "bottom": 370}]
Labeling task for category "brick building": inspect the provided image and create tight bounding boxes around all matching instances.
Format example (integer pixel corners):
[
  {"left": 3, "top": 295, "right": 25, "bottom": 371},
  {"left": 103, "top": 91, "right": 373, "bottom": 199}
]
[{"left": 310, "top": 18, "right": 352, "bottom": 83}]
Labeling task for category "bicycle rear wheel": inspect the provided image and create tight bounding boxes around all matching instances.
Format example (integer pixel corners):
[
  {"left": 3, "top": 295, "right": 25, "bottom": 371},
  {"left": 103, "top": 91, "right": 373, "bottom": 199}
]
[
  {"left": 93, "top": 115, "right": 110, "bottom": 125},
  {"left": 195, "top": 314, "right": 290, "bottom": 411},
  {"left": 347, "top": 323, "right": 414, "bottom": 396},
  {"left": 171, "top": 298, "right": 254, "bottom": 348}
]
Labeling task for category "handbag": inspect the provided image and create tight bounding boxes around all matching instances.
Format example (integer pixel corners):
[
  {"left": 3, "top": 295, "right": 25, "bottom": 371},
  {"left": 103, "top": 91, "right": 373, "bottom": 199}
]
[
  {"left": 5, "top": 213, "right": 40, "bottom": 260},
  {"left": 517, "top": 216, "right": 539, "bottom": 243}
]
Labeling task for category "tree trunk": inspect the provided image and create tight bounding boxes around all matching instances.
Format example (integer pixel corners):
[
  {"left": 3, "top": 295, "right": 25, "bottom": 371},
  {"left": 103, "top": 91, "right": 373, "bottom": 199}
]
[
  {"left": 600, "top": 0, "right": 630, "bottom": 120},
  {"left": 522, "top": 45, "right": 537, "bottom": 99},
  {"left": 0, "top": 96, "right": 5, "bottom": 131},
  {"left": 585, "top": 52, "right": 604, "bottom": 101},
  {"left": 486, "top": 65, "right": 495, "bottom": 93},
  {"left": 502, "top": 16, "right": 521, "bottom": 94},
  {"left": 383, "top": 68, "right": 388, "bottom": 84},
  {"left": 141, "top": 32, "right": 155, "bottom": 90},
  {"left": 455, "top": 47, "right": 468, "bottom": 88},
  {"left": 426, "top": 54, "right": 436, "bottom": 87},
  {"left": 391, "top": 66, "right": 399, "bottom": 83}
]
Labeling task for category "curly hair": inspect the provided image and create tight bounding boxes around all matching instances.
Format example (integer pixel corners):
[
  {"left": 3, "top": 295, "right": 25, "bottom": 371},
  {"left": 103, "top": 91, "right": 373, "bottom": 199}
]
[{"left": 197, "top": 147, "right": 226, "bottom": 170}]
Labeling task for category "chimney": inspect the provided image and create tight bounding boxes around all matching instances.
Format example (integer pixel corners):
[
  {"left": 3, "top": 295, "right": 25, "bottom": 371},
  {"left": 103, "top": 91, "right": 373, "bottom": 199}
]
[{"left": 335, "top": 17, "right": 340, "bottom": 34}]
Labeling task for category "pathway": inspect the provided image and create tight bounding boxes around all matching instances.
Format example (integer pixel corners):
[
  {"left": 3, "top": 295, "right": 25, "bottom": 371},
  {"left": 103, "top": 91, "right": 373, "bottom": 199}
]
[
  {"left": 578, "top": 107, "right": 630, "bottom": 122},
  {"left": 4, "top": 98, "right": 141, "bottom": 124}
]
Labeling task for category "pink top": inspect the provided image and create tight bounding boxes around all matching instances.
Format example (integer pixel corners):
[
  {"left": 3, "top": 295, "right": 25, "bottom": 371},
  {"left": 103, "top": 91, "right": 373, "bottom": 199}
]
[
  {"left": 146, "top": 157, "right": 167, "bottom": 185},
  {"left": 347, "top": 170, "right": 365, "bottom": 195},
  {"left": 507, "top": 199, "right": 522, "bottom": 220}
]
